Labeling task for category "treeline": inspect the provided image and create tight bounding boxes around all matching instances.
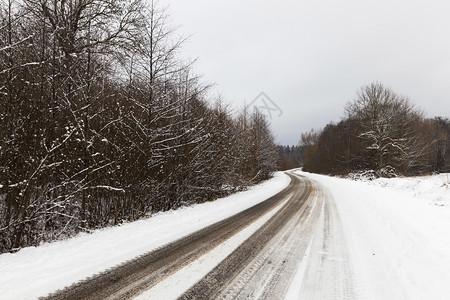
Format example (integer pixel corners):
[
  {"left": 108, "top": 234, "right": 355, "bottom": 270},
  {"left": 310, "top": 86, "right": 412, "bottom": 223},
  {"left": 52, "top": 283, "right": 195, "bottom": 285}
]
[
  {"left": 277, "top": 145, "right": 303, "bottom": 171},
  {"left": 301, "top": 82, "right": 450, "bottom": 177},
  {"left": 0, "top": 0, "right": 278, "bottom": 252}
]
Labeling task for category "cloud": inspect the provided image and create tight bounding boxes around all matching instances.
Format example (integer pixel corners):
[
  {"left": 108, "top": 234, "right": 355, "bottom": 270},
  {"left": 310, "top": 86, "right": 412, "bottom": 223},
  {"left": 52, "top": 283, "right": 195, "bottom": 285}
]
[{"left": 164, "top": 0, "right": 450, "bottom": 144}]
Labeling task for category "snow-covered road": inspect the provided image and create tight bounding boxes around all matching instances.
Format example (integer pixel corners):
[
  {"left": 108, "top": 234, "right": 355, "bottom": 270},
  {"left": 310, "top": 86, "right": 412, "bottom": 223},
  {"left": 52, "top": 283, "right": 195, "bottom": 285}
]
[
  {"left": 1, "top": 170, "right": 450, "bottom": 299},
  {"left": 0, "top": 172, "right": 291, "bottom": 299}
]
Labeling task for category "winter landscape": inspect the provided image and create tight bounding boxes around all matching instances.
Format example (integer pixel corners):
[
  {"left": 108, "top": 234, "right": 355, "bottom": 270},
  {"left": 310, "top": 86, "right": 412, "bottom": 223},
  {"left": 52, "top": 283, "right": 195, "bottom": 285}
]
[
  {"left": 1, "top": 0, "right": 450, "bottom": 299},
  {"left": 1, "top": 171, "right": 450, "bottom": 299}
]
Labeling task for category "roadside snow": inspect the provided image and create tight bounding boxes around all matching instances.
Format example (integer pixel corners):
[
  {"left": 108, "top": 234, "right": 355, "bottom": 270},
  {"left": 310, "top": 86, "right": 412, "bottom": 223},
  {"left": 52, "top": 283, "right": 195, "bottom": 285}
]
[
  {"left": 4, "top": 170, "right": 449, "bottom": 300},
  {"left": 370, "top": 173, "right": 450, "bottom": 207},
  {"left": 296, "top": 170, "right": 450, "bottom": 300},
  {"left": 0, "top": 172, "right": 290, "bottom": 300}
]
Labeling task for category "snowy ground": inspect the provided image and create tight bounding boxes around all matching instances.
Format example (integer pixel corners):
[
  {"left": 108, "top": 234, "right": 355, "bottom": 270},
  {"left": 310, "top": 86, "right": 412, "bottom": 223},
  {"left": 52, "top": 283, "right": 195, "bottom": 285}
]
[
  {"left": 370, "top": 173, "right": 450, "bottom": 207},
  {"left": 0, "top": 173, "right": 290, "bottom": 299},
  {"left": 292, "top": 170, "right": 450, "bottom": 300},
  {"left": 2, "top": 170, "right": 450, "bottom": 299}
]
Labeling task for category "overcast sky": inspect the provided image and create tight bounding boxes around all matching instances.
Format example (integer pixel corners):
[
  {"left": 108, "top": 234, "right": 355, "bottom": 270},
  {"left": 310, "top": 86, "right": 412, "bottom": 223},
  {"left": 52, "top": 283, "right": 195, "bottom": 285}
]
[{"left": 161, "top": 0, "right": 450, "bottom": 145}]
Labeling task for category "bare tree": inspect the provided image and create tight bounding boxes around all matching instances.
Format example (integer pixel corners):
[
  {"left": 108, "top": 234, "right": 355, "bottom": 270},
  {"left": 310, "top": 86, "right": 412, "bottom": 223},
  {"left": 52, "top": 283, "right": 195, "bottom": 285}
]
[
  {"left": 345, "top": 82, "right": 427, "bottom": 176},
  {"left": 300, "top": 128, "right": 320, "bottom": 147}
]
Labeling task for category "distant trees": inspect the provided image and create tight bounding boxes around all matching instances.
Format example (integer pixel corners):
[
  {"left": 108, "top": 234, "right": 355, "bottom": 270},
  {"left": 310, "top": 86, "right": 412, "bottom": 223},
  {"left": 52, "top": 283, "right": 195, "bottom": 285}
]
[
  {"left": 277, "top": 145, "right": 303, "bottom": 171},
  {"left": 424, "top": 117, "right": 450, "bottom": 173},
  {"left": 0, "top": 0, "right": 277, "bottom": 252},
  {"left": 302, "top": 82, "right": 449, "bottom": 176}
]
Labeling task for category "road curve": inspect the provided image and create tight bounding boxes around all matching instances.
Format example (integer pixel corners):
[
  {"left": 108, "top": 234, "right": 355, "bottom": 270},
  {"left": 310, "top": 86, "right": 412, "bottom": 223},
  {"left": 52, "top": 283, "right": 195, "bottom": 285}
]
[
  {"left": 178, "top": 173, "right": 316, "bottom": 299},
  {"left": 45, "top": 172, "right": 354, "bottom": 300},
  {"left": 44, "top": 173, "right": 305, "bottom": 299},
  {"left": 178, "top": 172, "right": 355, "bottom": 300}
]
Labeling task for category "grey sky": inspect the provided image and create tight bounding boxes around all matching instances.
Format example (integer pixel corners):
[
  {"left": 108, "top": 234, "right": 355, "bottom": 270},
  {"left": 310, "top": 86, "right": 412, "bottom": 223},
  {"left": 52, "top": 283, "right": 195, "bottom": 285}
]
[{"left": 161, "top": 0, "right": 450, "bottom": 145}]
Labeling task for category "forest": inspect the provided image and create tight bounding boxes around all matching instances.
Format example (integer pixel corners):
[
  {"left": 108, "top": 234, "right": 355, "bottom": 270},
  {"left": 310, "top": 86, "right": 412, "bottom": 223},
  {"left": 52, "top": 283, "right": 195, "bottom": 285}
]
[
  {"left": 301, "top": 82, "right": 450, "bottom": 177},
  {"left": 277, "top": 145, "right": 303, "bottom": 171},
  {"left": 0, "top": 0, "right": 278, "bottom": 252}
]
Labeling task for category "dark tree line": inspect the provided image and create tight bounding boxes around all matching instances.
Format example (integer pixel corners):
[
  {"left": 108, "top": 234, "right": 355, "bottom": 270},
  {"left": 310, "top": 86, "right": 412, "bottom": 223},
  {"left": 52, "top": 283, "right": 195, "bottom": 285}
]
[
  {"left": 301, "top": 82, "right": 450, "bottom": 177},
  {"left": 0, "top": 0, "right": 278, "bottom": 252},
  {"left": 277, "top": 145, "right": 303, "bottom": 171}
]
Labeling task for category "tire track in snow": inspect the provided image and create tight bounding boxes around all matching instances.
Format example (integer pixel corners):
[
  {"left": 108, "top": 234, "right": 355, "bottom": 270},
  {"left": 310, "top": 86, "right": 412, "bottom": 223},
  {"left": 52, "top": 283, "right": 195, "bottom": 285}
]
[
  {"left": 295, "top": 184, "right": 355, "bottom": 300},
  {"left": 176, "top": 173, "right": 356, "bottom": 300},
  {"left": 178, "top": 173, "right": 315, "bottom": 300},
  {"left": 216, "top": 181, "right": 322, "bottom": 300},
  {"left": 45, "top": 172, "right": 356, "bottom": 300},
  {"left": 43, "top": 174, "right": 299, "bottom": 300}
]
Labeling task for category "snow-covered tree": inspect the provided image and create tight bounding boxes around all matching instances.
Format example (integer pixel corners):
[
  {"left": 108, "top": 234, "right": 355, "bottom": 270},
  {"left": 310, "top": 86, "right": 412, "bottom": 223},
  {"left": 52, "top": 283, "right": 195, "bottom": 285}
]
[{"left": 345, "top": 82, "right": 427, "bottom": 176}]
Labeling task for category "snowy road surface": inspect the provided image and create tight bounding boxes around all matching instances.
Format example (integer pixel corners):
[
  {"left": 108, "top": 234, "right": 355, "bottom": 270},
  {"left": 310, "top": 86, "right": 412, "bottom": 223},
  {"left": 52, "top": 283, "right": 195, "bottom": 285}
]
[
  {"left": 1, "top": 171, "right": 450, "bottom": 299},
  {"left": 44, "top": 172, "right": 326, "bottom": 299}
]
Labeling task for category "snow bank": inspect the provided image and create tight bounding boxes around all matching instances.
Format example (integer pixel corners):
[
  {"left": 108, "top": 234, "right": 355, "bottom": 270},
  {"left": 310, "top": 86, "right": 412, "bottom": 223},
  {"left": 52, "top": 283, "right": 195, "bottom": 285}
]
[
  {"left": 0, "top": 172, "right": 290, "bottom": 300},
  {"left": 297, "top": 170, "right": 450, "bottom": 300},
  {"left": 370, "top": 173, "right": 450, "bottom": 207}
]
